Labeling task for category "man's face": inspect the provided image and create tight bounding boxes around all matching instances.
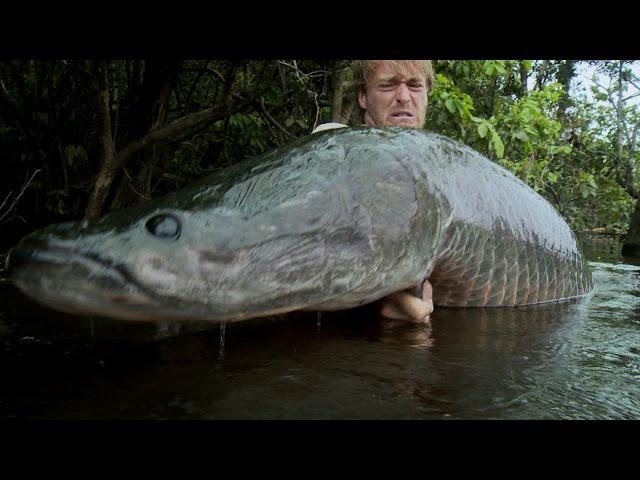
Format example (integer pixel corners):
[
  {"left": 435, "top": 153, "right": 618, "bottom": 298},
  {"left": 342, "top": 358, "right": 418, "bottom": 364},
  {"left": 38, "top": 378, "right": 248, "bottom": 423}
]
[{"left": 358, "top": 61, "right": 429, "bottom": 128}]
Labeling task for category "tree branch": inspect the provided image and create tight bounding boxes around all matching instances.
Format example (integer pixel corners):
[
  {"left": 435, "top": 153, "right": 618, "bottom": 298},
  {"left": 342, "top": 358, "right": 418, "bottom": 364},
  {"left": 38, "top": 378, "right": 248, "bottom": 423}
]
[
  {"left": 84, "top": 61, "right": 117, "bottom": 220},
  {"left": 181, "top": 61, "right": 209, "bottom": 116},
  {"left": 259, "top": 96, "right": 296, "bottom": 139},
  {"left": 84, "top": 64, "right": 243, "bottom": 219},
  {"left": 331, "top": 68, "right": 346, "bottom": 123},
  {"left": 627, "top": 119, "right": 640, "bottom": 197},
  {"left": 628, "top": 78, "right": 640, "bottom": 94},
  {"left": 591, "top": 78, "right": 612, "bottom": 93},
  {"left": 0, "top": 169, "right": 40, "bottom": 223},
  {"left": 0, "top": 77, "right": 27, "bottom": 130}
]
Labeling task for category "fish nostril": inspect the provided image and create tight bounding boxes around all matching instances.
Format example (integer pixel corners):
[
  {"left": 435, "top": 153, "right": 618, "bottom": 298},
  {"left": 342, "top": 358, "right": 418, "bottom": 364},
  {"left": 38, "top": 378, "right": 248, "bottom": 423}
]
[
  {"left": 149, "top": 257, "right": 164, "bottom": 269},
  {"left": 145, "top": 214, "right": 181, "bottom": 240},
  {"left": 4, "top": 247, "right": 35, "bottom": 276}
]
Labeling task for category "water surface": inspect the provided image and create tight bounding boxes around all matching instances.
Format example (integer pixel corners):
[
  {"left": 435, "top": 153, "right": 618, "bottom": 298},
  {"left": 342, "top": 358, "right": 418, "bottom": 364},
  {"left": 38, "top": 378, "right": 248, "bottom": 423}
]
[{"left": 1, "top": 234, "right": 639, "bottom": 419}]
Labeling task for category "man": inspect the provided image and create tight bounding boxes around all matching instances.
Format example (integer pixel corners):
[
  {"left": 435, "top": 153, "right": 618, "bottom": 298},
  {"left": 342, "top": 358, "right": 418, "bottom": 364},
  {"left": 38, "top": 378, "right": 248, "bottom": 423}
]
[{"left": 312, "top": 60, "right": 435, "bottom": 323}]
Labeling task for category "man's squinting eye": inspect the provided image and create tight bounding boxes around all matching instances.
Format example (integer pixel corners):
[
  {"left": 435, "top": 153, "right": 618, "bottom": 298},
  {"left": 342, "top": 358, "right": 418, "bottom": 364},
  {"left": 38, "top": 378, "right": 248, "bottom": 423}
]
[{"left": 378, "top": 81, "right": 424, "bottom": 91}]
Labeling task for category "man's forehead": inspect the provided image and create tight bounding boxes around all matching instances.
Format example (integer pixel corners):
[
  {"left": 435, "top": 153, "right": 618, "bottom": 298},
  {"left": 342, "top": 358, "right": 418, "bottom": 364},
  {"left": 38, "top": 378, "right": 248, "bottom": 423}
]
[
  {"left": 375, "top": 72, "right": 425, "bottom": 82},
  {"left": 370, "top": 62, "right": 426, "bottom": 82}
]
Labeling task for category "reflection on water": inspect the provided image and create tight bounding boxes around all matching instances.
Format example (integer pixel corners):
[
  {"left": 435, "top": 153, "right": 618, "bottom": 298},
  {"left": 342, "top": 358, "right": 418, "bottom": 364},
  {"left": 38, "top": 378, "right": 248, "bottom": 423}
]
[
  {"left": 1, "top": 234, "right": 640, "bottom": 419},
  {"left": 579, "top": 233, "right": 625, "bottom": 263}
]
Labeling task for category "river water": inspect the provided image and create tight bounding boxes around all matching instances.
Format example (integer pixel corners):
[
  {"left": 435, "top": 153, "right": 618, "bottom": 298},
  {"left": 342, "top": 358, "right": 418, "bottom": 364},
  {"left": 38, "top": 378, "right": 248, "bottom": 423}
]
[{"left": 1, "top": 234, "right": 639, "bottom": 419}]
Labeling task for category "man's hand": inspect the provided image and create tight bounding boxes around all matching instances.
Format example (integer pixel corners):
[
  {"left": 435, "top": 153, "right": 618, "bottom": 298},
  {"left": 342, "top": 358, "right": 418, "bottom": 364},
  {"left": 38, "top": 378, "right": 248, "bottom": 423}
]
[{"left": 378, "top": 280, "right": 433, "bottom": 322}]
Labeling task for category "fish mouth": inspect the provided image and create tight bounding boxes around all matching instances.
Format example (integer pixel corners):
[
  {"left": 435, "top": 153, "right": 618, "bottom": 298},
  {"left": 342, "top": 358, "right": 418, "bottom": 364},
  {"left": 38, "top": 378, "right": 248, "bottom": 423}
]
[
  {"left": 7, "top": 238, "right": 159, "bottom": 320},
  {"left": 6, "top": 238, "right": 266, "bottom": 323}
]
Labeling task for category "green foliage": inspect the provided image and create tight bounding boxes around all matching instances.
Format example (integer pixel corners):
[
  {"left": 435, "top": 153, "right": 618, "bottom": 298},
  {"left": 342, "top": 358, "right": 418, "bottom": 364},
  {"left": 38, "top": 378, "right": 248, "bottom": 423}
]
[
  {"left": 493, "top": 83, "right": 571, "bottom": 192},
  {"left": 1, "top": 58, "right": 638, "bottom": 249},
  {"left": 427, "top": 60, "right": 638, "bottom": 233},
  {"left": 429, "top": 71, "right": 503, "bottom": 156}
]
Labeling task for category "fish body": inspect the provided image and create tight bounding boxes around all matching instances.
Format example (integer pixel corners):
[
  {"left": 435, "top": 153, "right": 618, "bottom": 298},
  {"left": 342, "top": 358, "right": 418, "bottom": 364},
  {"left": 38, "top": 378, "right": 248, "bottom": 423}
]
[{"left": 7, "top": 127, "right": 593, "bottom": 322}]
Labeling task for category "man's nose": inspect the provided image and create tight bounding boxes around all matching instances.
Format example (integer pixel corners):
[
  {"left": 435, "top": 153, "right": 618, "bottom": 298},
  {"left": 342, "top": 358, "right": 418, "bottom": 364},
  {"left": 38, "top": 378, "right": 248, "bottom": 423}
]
[{"left": 395, "top": 83, "right": 411, "bottom": 103}]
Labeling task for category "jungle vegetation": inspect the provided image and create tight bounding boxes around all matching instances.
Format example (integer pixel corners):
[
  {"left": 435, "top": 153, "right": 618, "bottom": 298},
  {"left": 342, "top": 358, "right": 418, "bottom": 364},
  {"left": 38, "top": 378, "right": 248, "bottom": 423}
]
[{"left": 1, "top": 60, "right": 639, "bottom": 252}]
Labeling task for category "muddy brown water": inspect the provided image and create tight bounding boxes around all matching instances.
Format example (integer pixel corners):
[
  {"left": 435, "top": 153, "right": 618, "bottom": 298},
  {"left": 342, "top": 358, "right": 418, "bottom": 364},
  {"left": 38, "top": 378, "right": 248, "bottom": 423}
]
[{"left": 1, "top": 234, "right": 639, "bottom": 419}]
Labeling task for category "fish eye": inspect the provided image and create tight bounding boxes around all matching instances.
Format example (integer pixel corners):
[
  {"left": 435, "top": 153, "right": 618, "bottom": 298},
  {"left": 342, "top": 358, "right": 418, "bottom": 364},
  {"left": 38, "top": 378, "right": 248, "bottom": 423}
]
[{"left": 145, "top": 213, "right": 181, "bottom": 240}]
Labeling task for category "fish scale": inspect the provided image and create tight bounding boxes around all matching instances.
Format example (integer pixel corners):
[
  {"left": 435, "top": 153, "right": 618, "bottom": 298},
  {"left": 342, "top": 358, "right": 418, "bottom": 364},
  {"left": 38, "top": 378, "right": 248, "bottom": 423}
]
[{"left": 430, "top": 218, "right": 592, "bottom": 307}]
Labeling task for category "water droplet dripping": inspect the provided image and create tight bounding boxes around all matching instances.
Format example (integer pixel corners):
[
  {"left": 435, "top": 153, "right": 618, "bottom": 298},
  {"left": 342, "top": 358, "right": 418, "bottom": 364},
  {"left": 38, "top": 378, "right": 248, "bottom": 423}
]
[{"left": 218, "top": 321, "right": 227, "bottom": 360}]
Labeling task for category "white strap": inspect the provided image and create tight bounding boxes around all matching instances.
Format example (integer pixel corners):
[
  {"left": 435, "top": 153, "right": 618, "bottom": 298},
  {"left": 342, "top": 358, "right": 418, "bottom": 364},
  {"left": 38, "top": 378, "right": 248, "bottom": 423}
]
[{"left": 311, "top": 122, "right": 348, "bottom": 134}]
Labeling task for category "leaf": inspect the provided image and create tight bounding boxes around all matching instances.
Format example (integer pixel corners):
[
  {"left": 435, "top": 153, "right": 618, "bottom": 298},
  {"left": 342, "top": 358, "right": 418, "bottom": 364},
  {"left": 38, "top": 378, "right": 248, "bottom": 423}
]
[
  {"left": 445, "top": 99, "right": 456, "bottom": 114},
  {"left": 514, "top": 130, "right": 529, "bottom": 142},
  {"left": 478, "top": 123, "right": 488, "bottom": 138},
  {"left": 549, "top": 145, "right": 572, "bottom": 155},
  {"left": 64, "top": 145, "right": 75, "bottom": 166},
  {"left": 520, "top": 109, "right": 532, "bottom": 122},
  {"left": 483, "top": 62, "right": 496, "bottom": 76},
  {"left": 491, "top": 131, "right": 505, "bottom": 158},
  {"left": 76, "top": 146, "right": 88, "bottom": 162}
]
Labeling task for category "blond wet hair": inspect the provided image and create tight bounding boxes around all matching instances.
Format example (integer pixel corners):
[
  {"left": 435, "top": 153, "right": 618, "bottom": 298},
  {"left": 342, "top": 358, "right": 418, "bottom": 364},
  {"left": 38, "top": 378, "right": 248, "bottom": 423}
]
[{"left": 351, "top": 60, "right": 435, "bottom": 93}]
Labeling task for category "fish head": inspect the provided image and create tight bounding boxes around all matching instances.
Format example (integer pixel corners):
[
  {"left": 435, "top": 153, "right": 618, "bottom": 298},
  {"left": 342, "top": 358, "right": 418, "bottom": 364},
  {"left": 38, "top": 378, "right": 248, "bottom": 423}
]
[{"left": 7, "top": 200, "right": 339, "bottom": 322}]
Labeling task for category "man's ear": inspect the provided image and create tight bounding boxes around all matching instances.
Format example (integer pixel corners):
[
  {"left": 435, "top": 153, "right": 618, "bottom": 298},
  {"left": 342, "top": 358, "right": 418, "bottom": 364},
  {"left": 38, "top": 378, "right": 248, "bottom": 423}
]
[{"left": 358, "top": 90, "right": 367, "bottom": 110}]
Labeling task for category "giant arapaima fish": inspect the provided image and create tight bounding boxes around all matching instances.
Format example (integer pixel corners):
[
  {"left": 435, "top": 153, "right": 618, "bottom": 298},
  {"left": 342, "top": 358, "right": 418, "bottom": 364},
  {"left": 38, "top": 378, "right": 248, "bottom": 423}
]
[{"left": 7, "top": 127, "right": 594, "bottom": 322}]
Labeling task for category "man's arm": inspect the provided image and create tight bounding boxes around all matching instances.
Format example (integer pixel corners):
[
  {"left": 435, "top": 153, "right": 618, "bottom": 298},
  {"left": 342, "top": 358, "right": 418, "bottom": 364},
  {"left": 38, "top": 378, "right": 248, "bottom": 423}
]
[{"left": 378, "top": 280, "right": 433, "bottom": 322}]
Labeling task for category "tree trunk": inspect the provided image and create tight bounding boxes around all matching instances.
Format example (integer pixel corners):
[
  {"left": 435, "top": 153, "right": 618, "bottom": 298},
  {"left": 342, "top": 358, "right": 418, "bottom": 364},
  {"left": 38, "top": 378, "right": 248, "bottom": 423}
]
[
  {"left": 617, "top": 63, "right": 640, "bottom": 256},
  {"left": 555, "top": 60, "right": 575, "bottom": 117},
  {"left": 84, "top": 101, "right": 238, "bottom": 219},
  {"left": 111, "top": 62, "right": 182, "bottom": 210},
  {"left": 331, "top": 68, "right": 346, "bottom": 123},
  {"left": 84, "top": 61, "right": 117, "bottom": 220},
  {"left": 84, "top": 62, "right": 241, "bottom": 220},
  {"left": 617, "top": 61, "right": 626, "bottom": 188},
  {"left": 622, "top": 199, "right": 640, "bottom": 257},
  {"left": 341, "top": 91, "right": 357, "bottom": 125},
  {"left": 535, "top": 60, "right": 552, "bottom": 90},
  {"left": 110, "top": 60, "right": 183, "bottom": 211},
  {"left": 518, "top": 61, "right": 529, "bottom": 98}
]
